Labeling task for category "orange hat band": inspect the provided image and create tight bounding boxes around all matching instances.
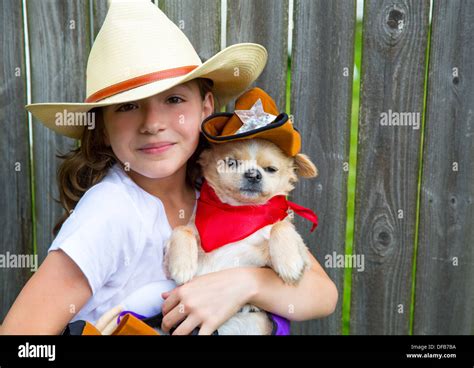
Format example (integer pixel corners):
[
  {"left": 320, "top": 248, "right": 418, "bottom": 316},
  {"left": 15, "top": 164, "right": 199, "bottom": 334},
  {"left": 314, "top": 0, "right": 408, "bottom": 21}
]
[{"left": 85, "top": 65, "right": 199, "bottom": 103}]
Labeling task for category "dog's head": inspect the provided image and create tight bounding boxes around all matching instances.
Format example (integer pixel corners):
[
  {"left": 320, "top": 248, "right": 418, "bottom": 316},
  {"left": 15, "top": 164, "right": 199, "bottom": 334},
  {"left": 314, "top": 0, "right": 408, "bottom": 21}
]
[{"left": 197, "top": 139, "right": 317, "bottom": 206}]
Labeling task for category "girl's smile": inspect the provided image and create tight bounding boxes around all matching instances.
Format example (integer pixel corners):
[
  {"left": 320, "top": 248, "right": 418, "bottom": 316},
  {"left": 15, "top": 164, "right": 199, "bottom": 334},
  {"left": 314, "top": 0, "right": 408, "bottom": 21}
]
[{"left": 137, "top": 141, "right": 177, "bottom": 155}]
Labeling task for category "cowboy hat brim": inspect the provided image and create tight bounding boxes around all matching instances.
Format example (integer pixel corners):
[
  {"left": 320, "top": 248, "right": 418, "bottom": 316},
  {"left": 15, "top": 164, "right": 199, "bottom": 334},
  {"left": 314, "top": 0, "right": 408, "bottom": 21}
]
[
  {"left": 25, "top": 43, "right": 267, "bottom": 140},
  {"left": 201, "top": 112, "right": 302, "bottom": 157}
]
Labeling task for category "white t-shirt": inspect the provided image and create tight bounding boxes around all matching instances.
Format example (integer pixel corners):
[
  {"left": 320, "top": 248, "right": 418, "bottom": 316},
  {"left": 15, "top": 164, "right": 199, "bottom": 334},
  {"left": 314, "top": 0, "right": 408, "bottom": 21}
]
[{"left": 48, "top": 163, "right": 199, "bottom": 324}]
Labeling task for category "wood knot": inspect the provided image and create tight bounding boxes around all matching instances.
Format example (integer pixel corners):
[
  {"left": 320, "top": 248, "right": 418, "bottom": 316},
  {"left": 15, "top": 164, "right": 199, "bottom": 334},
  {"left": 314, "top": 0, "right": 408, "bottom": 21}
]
[
  {"left": 369, "top": 215, "right": 396, "bottom": 259},
  {"left": 377, "top": 231, "right": 391, "bottom": 247},
  {"left": 380, "top": 5, "right": 407, "bottom": 46},
  {"left": 387, "top": 9, "right": 404, "bottom": 29}
]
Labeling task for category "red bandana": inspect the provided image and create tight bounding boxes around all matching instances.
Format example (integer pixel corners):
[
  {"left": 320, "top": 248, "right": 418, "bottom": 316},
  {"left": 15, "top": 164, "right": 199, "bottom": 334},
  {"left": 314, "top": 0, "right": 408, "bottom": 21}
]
[{"left": 195, "top": 180, "right": 318, "bottom": 253}]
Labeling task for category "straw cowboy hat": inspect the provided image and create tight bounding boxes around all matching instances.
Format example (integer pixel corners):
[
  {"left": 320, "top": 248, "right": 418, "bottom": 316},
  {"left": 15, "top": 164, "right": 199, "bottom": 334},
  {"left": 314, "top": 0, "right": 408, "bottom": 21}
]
[
  {"left": 201, "top": 87, "right": 301, "bottom": 156},
  {"left": 25, "top": 0, "right": 267, "bottom": 139}
]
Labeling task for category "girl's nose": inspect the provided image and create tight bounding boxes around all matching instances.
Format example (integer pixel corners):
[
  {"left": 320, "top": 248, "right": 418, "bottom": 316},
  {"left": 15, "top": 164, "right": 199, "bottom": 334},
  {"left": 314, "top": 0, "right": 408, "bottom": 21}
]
[{"left": 139, "top": 100, "right": 167, "bottom": 135}]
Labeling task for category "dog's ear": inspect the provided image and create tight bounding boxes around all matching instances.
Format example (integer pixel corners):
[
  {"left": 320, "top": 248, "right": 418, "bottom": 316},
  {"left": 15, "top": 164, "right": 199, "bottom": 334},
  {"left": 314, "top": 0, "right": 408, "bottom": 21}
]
[
  {"left": 197, "top": 147, "right": 212, "bottom": 167},
  {"left": 294, "top": 153, "right": 318, "bottom": 178}
]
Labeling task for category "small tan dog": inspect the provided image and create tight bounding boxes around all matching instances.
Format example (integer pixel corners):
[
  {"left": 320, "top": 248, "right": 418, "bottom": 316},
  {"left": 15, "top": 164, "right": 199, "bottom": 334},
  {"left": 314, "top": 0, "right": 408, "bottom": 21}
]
[{"left": 165, "top": 132, "right": 318, "bottom": 334}]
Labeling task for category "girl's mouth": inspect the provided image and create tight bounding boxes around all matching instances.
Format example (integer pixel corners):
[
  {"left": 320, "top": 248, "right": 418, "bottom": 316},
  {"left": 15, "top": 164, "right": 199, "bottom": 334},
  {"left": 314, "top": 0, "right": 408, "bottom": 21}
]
[{"left": 138, "top": 142, "right": 176, "bottom": 154}]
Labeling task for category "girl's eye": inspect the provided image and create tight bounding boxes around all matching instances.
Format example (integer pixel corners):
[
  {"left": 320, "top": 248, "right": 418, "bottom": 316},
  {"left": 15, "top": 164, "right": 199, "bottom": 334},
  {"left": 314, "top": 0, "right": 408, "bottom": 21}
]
[
  {"left": 167, "top": 96, "right": 184, "bottom": 104},
  {"left": 264, "top": 166, "right": 278, "bottom": 173},
  {"left": 116, "top": 103, "right": 137, "bottom": 112}
]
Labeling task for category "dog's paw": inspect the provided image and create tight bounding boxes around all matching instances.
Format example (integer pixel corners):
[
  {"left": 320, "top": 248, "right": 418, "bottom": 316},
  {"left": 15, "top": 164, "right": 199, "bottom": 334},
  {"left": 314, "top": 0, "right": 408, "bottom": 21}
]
[
  {"left": 169, "top": 259, "right": 197, "bottom": 285},
  {"left": 166, "top": 226, "right": 199, "bottom": 285},
  {"left": 269, "top": 221, "right": 310, "bottom": 285},
  {"left": 273, "top": 252, "right": 309, "bottom": 285}
]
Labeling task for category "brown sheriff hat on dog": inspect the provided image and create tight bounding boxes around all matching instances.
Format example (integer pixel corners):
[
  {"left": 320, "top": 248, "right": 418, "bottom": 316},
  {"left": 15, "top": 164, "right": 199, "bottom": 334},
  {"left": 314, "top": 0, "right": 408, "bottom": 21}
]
[{"left": 201, "top": 87, "right": 301, "bottom": 156}]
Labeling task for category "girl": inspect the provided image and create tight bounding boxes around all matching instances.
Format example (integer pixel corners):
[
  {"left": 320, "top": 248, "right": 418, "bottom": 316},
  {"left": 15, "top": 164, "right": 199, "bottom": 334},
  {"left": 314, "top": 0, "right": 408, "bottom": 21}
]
[{"left": 1, "top": 1, "right": 337, "bottom": 335}]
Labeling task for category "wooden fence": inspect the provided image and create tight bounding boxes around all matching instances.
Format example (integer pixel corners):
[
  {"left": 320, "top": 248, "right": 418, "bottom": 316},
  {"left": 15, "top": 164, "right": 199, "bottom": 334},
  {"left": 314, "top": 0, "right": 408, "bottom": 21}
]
[{"left": 1, "top": 0, "right": 473, "bottom": 335}]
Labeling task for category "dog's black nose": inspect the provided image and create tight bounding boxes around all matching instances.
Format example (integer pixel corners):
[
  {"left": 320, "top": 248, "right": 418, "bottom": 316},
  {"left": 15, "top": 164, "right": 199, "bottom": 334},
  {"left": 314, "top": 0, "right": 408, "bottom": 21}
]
[{"left": 244, "top": 168, "right": 262, "bottom": 183}]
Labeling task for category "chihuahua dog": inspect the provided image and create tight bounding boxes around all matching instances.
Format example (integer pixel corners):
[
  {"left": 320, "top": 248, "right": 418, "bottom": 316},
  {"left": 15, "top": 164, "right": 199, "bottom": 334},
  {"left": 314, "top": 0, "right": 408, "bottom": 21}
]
[{"left": 164, "top": 138, "right": 318, "bottom": 335}]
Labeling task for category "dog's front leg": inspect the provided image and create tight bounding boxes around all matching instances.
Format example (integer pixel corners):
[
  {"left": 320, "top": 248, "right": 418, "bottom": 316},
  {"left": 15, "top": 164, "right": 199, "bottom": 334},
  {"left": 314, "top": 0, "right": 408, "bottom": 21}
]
[
  {"left": 268, "top": 220, "right": 311, "bottom": 285},
  {"left": 164, "top": 225, "right": 199, "bottom": 285}
]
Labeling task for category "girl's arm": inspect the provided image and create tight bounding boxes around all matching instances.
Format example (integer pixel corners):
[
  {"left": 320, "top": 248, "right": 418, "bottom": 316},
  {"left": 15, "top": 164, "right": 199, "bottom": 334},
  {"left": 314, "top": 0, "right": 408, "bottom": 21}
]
[
  {"left": 0, "top": 250, "right": 92, "bottom": 335},
  {"left": 160, "top": 251, "right": 338, "bottom": 335},
  {"left": 248, "top": 250, "right": 338, "bottom": 321}
]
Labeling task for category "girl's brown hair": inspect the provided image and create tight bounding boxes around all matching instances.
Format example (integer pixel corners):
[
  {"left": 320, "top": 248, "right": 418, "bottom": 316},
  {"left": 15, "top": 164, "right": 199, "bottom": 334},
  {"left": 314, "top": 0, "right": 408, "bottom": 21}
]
[{"left": 53, "top": 78, "right": 214, "bottom": 236}]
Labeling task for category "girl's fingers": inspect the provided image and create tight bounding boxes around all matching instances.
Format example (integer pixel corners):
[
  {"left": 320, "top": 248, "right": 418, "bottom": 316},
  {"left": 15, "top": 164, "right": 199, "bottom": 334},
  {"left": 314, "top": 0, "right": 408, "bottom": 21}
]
[
  {"left": 161, "top": 289, "right": 180, "bottom": 315},
  {"left": 161, "top": 303, "right": 187, "bottom": 333},
  {"left": 171, "top": 314, "right": 200, "bottom": 336},
  {"left": 95, "top": 304, "right": 123, "bottom": 332},
  {"left": 198, "top": 323, "right": 216, "bottom": 336},
  {"left": 102, "top": 318, "right": 118, "bottom": 335}
]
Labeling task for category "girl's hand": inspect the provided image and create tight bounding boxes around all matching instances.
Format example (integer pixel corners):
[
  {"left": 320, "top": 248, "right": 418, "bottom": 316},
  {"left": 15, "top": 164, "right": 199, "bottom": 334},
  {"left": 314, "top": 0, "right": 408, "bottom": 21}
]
[{"left": 160, "top": 268, "right": 258, "bottom": 335}]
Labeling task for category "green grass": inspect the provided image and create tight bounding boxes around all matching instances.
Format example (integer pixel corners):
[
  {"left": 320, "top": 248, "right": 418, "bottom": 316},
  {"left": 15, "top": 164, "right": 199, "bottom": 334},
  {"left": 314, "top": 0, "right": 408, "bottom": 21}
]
[
  {"left": 341, "top": 20, "right": 363, "bottom": 335},
  {"left": 409, "top": 11, "right": 432, "bottom": 336}
]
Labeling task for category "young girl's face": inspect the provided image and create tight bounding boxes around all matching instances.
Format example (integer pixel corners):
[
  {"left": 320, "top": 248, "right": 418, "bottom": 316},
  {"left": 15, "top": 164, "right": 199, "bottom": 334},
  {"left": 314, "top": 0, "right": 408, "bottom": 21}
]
[{"left": 102, "top": 80, "right": 214, "bottom": 179}]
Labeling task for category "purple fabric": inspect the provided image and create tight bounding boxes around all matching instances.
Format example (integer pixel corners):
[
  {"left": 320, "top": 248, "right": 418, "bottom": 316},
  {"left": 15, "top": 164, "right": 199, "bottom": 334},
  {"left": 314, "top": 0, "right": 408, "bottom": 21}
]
[
  {"left": 117, "top": 310, "right": 147, "bottom": 325},
  {"left": 269, "top": 313, "right": 291, "bottom": 335}
]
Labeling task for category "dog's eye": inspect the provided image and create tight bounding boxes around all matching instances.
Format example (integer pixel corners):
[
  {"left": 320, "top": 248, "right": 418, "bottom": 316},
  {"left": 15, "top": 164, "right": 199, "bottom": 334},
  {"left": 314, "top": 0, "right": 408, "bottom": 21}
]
[
  {"left": 264, "top": 166, "right": 278, "bottom": 173},
  {"left": 227, "top": 158, "right": 238, "bottom": 167}
]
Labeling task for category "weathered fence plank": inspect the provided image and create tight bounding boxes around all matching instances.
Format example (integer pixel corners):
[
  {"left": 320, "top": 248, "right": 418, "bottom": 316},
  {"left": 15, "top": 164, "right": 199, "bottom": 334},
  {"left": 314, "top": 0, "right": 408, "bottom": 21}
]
[
  {"left": 27, "top": 0, "right": 91, "bottom": 261},
  {"left": 350, "top": 0, "right": 430, "bottom": 334},
  {"left": 92, "top": 0, "right": 109, "bottom": 38},
  {"left": 414, "top": 0, "right": 474, "bottom": 335},
  {"left": 290, "top": 0, "right": 356, "bottom": 335},
  {"left": 0, "top": 0, "right": 34, "bottom": 322},
  {"left": 226, "top": 0, "right": 289, "bottom": 110},
  {"left": 159, "top": 0, "right": 220, "bottom": 62}
]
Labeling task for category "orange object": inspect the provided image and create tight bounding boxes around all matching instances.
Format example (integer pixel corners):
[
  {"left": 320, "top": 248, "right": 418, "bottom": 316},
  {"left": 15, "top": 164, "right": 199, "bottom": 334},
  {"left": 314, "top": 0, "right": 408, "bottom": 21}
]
[
  {"left": 111, "top": 314, "right": 160, "bottom": 336},
  {"left": 81, "top": 322, "right": 102, "bottom": 335}
]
